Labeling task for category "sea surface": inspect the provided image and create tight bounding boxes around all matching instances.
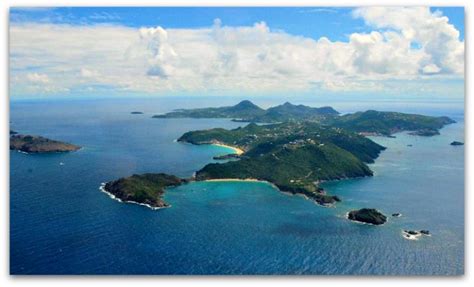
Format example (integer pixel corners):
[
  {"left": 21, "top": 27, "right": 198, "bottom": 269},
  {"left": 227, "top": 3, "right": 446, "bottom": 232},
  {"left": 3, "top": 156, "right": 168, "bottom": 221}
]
[{"left": 10, "top": 97, "right": 464, "bottom": 275}]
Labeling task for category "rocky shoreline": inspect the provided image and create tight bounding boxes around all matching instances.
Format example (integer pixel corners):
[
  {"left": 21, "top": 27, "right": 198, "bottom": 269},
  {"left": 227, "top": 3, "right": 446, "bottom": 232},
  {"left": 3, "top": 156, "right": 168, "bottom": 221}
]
[{"left": 402, "top": 229, "right": 431, "bottom": 240}]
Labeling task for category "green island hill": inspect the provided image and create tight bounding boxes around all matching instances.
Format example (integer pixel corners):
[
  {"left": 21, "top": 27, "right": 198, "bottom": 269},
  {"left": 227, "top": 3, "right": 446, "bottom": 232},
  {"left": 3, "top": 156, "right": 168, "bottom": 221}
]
[
  {"left": 179, "top": 121, "right": 384, "bottom": 206},
  {"left": 10, "top": 134, "right": 81, "bottom": 153},
  {"left": 328, "top": 110, "right": 455, "bottom": 136},
  {"left": 152, "top": 100, "right": 454, "bottom": 137},
  {"left": 152, "top": 100, "right": 266, "bottom": 120},
  {"left": 102, "top": 173, "right": 185, "bottom": 209}
]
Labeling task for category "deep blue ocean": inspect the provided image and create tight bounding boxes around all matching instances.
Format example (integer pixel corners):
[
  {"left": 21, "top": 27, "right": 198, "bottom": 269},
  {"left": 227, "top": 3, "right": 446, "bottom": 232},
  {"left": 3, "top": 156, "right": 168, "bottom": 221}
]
[{"left": 10, "top": 97, "right": 464, "bottom": 275}]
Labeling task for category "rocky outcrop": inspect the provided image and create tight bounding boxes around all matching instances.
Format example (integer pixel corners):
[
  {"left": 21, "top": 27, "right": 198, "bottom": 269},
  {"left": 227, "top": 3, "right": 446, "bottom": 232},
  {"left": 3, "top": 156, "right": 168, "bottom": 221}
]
[{"left": 347, "top": 208, "right": 387, "bottom": 225}]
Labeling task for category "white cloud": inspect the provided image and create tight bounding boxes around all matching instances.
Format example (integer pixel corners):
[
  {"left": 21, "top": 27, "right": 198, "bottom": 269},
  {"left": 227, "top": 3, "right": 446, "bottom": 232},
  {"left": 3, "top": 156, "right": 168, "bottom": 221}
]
[
  {"left": 137, "top": 26, "right": 178, "bottom": 78},
  {"left": 26, "top": 72, "right": 50, "bottom": 83},
  {"left": 80, "top": 68, "right": 100, "bottom": 78},
  {"left": 422, "top": 63, "right": 441, "bottom": 74},
  {"left": 320, "top": 78, "right": 384, "bottom": 92},
  {"left": 20, "top": 72, "right": 69, "bottom": 94},
  {"left": 9, "top": 7, "right": 464, "bottom": 98},
  {"left": 352, "top": 7, "right": 464, "bottom": 74}
]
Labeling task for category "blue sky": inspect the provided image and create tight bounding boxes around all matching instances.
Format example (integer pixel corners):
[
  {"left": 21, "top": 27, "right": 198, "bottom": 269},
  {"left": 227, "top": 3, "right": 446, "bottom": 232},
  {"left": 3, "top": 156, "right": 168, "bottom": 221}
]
[
  {"left": 9, "top": 7, "right": 465, "bottom": 100},
  {"left": 10, "top": 7, "right": 465, "bottom": 41}
]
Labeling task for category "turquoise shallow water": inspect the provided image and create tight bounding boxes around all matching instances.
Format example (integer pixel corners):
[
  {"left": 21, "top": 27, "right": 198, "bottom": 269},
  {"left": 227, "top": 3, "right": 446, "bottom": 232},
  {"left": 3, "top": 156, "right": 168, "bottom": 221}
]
[{"left": 10, "top": 98, "right": 464, "bottom": 275}]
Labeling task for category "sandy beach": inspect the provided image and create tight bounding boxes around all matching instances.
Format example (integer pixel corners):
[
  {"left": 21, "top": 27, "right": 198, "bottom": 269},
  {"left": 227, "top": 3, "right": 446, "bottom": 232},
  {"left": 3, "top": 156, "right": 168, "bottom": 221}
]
[
  {"left": 204, "top": 178, "right": 261, "bottom": 182},
  {"left": 212, "top": 143, "right": 244, "bottom": 155}
]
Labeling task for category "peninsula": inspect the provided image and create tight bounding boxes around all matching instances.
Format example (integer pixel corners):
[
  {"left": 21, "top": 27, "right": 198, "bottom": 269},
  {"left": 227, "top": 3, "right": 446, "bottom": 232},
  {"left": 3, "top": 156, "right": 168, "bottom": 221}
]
[
  {"left": 10, "top": 134, "right": 81, "bottom": 153},
  {"left": 180, "top": 121, "right": 385, "bottom": 205},
  {"left": 102, "top": 173, "right": 185, "bottom": 209},
  {"left": 328, "top": 110, "right": 455, "bottom": 136}
]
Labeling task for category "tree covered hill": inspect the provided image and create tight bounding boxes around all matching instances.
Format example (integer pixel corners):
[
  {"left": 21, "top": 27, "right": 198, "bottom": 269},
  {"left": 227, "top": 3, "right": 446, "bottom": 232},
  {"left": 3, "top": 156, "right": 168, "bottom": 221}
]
[
  {"left": 328, "top": 110, "right": 455, "bottom": 136},
  {"left": 153, "top": 100, "right": 338, "bottom": 122},
  {"left": 179, "top": 121, "right": 386, "bottom": 205}
]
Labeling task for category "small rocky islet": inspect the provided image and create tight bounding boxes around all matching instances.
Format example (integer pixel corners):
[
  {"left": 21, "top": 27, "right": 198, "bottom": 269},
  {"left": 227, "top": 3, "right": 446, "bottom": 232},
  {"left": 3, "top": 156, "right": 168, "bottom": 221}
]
[
  {"left": 402, "top": 229, "right": 431, "bottom": 240},
  {"left": 450, "top": 141, "right": 464, "bottom": 146},
  {"left": 347, "top": 208, "right": 387, "bottom": 225}
]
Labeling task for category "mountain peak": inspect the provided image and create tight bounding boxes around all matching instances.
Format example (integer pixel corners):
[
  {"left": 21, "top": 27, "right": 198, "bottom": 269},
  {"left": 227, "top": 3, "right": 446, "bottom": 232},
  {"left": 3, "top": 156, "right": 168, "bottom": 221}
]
[
  {"left": 235, "top": 100, "right": 256, "bottom": 107},
  {"left": 233, "top": 100, "right": 262, "bottom": 110}
]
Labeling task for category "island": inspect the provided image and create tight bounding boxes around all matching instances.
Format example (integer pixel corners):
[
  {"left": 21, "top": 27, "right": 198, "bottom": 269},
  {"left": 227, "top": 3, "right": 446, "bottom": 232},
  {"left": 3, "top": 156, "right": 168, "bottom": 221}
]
[
  {"left": 131, "top": 111, "right": 144, "bottom": 114},
  {"left": 153, "top": 100, "right": 339, "bottom": 122},
  {"left": 450, "top": 141, "right": 464, "bottom": 146},
  {"left": 152, "top": 101, "right": 454, "bottom": 137},
  {"left": 10, "top": 134, "right": 81, "bottom": 153},
  {"left": 102, "top": 173, "right": 185, "bottom": 209},
  {"left": 347, "top": 208, "right": 387, "bottom": 225},
  {"left": 103, "top": 100, "right": 455, "bottom": 210}
]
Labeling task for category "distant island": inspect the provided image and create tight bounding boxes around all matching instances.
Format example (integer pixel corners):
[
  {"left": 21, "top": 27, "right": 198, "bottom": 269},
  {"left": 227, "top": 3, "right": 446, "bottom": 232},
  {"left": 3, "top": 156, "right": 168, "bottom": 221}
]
[
  {"left": 450, "top": 141, "right": 464, "bottom": 146},
  {"left": 153, "top": 100, "right": 454, "bottom": 137},
  {"left": 10, "top": 134, "right": 81, "bottom": 153},
  {"left": 131, "top": 111, "right": 144, "bottom": 114},
  {"left": 153, "top": 100, "right": 339, "bottom": 122},
  {"left": 104, "top": 100, "right": 455, "bottom": 209}
]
